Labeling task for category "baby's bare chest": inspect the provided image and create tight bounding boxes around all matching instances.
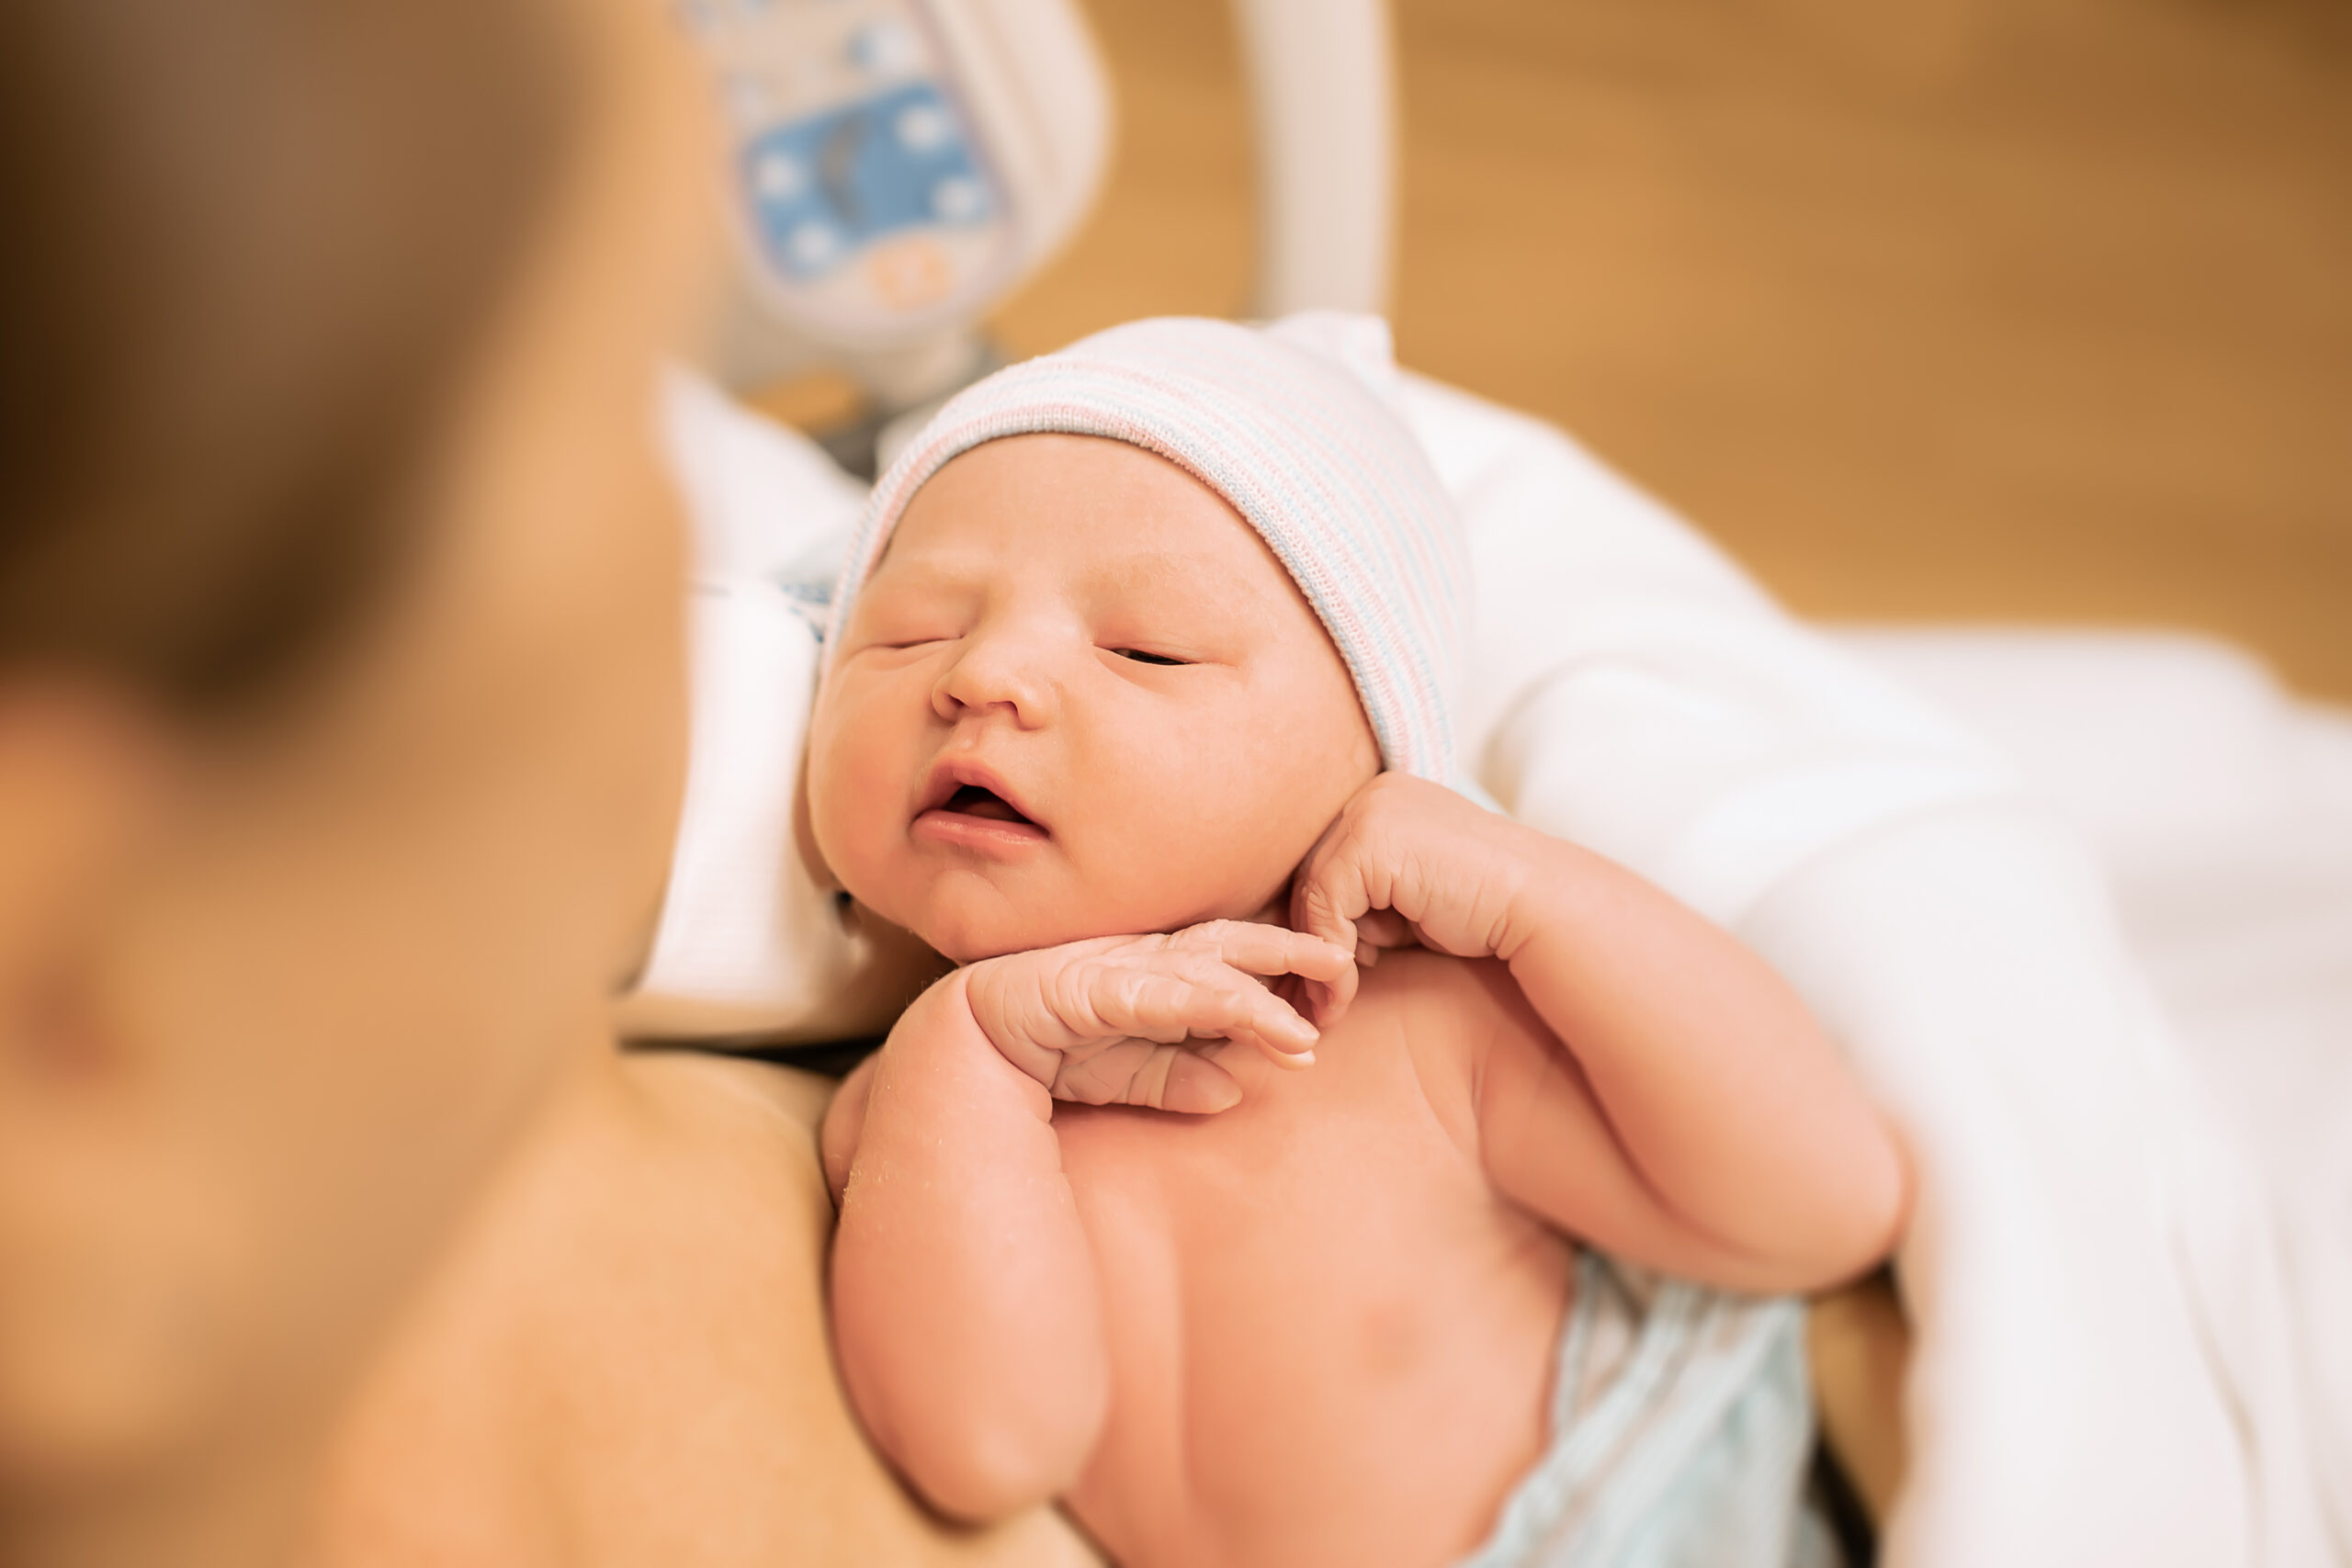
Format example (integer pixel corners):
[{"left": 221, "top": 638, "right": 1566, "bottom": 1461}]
[
  {"left": 1051, "top": 960, "right": 1510, "bottom": 1273},
  {"left": 1047, "top": 961, "right": 1577, "bottom": 1567}
]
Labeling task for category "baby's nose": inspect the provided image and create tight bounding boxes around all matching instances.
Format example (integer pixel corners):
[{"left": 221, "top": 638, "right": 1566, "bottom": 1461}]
[{"left": 931, "top": 624, "right": 1066, "bottom": 727}]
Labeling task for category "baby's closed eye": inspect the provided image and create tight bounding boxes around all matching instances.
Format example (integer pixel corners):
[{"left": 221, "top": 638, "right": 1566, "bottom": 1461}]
[
  {"left": 848, "top": 604, "right": 965, "bottom": 653},
  {"left": 1110, "top": 648, "right": 1190, "bottom": 667}
]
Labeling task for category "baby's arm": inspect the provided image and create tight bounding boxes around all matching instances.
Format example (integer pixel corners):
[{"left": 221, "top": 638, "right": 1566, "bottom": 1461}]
[
  {"left": 1295, "top": 776, "right": 1907, "bottom": 1294},
  {"left": 823, "top": 923, "right": 1349, "bottom": 1521},
  {"left": 824, "top": 972, "right": 1105, "bottom": 1522}
]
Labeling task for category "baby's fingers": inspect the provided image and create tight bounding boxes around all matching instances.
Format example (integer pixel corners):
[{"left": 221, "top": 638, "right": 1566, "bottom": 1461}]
[
  {"left": 1169, "top": 920, "right": 1354, "bottom": 990},
  {"left": 1051, "top": 1041, "right": 1241, "bottom": 1114},
  {"left": 1095, "top": 960, "right": 1321, "bottom": 1069},
  {"left": 1160, "top": 964, "right": 1321, "bottom": 1066},
  {"left": 1163, "top": 920, "right": 1355, "bottom": 1048},
  {"left": 1288, "top": 850, "right": 1368, "bottom": 964},
  {"left": 1288, "top": 830, "right": 1381, "bottom": 1026}
]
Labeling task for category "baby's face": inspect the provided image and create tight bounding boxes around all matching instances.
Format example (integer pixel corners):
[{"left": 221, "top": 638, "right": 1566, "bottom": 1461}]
[{"left": 808, "top": 434, "right": 1379, "bottom": 963}]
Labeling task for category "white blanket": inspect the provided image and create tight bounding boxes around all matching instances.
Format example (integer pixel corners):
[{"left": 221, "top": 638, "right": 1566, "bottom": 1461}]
[
  {"left": 632, "top": 367, "right": 2348, "bottom": 1566},
  {"left": 1838, "top": 627, "right": 2352, "bottom": 1565}
]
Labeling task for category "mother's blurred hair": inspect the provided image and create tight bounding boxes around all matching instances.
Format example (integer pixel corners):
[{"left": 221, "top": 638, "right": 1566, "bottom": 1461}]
[{"left": 0, "top": 0, "right": 582, "bottom": 713}]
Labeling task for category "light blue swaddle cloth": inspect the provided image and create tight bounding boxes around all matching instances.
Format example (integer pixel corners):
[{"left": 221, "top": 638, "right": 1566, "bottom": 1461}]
[{"left": 1459, "top": 1252, "right": 1839, "bottom": 1568}]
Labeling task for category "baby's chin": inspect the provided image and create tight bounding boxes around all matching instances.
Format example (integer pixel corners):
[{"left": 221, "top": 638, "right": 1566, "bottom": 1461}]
[
  {"left": 916, "top": 906, "right": 1148, "bottom": 965},
  {"left": 908, "top": 886, "right": 1274, "bottom": 965}
]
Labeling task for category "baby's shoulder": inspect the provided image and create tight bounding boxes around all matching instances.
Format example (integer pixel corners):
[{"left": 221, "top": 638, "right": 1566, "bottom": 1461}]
[{"left": 1333, "top": 951, "right": 1540, "bottom": 1161}]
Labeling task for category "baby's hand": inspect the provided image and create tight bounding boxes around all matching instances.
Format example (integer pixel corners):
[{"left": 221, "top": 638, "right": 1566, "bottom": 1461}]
[
  {"left": 963, "top": 921, "right": 1354, "bottom": 1114},
  {"left": 1290, "top": 773, "right": 1538, "bottom": 1022}
]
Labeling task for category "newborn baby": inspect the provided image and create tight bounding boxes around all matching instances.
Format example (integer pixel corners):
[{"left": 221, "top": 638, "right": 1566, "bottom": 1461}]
[{"left": 808, "top": 317, "right": 1906, "bottom": 1568}]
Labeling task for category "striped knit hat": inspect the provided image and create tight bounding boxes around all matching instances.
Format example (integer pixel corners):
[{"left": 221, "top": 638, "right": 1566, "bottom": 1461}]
[{"left": 825, "top": 313, "right": 1469, "bottom": 781}]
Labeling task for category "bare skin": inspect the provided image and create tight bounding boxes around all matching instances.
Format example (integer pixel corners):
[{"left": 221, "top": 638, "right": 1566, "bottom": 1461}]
[
  {"left": 811, "top": 434, "right": 1912, "bottom": 1567},
  {"left": 308, "top": 1048, "right": 1097, "bottom": 1568}
]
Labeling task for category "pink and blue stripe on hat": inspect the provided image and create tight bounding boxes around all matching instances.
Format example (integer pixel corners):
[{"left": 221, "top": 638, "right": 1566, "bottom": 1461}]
[{"left": 826, "top": 313, "right": 1470, "bottom": 782}]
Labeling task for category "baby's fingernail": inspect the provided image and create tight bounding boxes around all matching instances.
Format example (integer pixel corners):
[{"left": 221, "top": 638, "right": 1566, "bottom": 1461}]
[{"left": 1272, "top": 1048, "right": 1316, "bottom": 1070}]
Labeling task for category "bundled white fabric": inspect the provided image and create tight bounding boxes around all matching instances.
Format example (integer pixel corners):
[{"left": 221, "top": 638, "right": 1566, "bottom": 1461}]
[
  {"left": 631, "top": 363, "right": 2347, "bottom": 1565},
  {"left": 616, "top": 373, "right": 869, "bottom": 1041},
  {"left": 1838, "top": 627, "right": 2352, "bottom": 1564}
]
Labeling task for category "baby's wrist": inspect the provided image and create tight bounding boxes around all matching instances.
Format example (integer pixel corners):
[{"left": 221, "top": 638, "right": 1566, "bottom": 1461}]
[
  {"left": 936, "top": 958, "right": 1066, "bottom": 1098},
  {"left": 888, "top": 967, "right": 1006, "bottom": 1074},
  {"left": 1488, "top": 827, "right": 1591, "bottom": 963}
]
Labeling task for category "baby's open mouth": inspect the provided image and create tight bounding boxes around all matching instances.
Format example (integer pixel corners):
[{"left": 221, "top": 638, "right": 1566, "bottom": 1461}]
[
  {"left": 942, "top": 784, "right": 1035, "bottom": 827},
  {"left": 911, "top": 762, "right": 1049, "bottom": 852}
]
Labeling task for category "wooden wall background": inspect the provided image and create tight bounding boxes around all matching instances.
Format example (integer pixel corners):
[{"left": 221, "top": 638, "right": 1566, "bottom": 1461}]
[{"left": 985, "top": 0, "right": 2352, "bottom": 698}]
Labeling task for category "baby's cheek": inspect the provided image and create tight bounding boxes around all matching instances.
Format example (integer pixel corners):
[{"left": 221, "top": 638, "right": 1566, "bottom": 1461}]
[
  {"left": 1095, "top": 773, "right": 1266, "bottom": 924},
  {"left": 833, "top": 792, "right": 901, "bottom": 900},
  {"left": 1151, "top": 735, "right": 1352, "bottom": 916},
  {"left": 807, "top": 696, "right": 902, "bottom": 892}
]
